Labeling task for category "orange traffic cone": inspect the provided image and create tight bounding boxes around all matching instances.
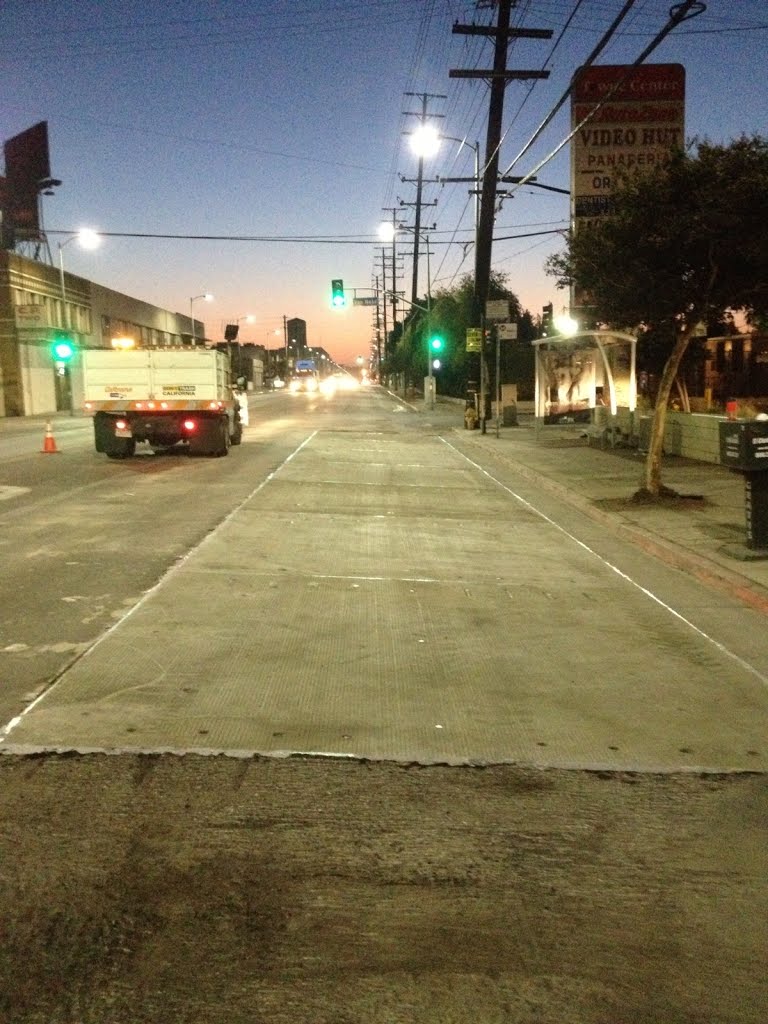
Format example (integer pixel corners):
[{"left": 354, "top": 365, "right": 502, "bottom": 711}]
[{"left": 41, "top": 421, "right": 60, "bottom": 454}]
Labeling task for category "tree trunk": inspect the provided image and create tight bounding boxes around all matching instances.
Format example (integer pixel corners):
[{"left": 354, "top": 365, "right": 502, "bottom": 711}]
[{"left": 641, "top": 327, "right": 696, "bottom": 497}]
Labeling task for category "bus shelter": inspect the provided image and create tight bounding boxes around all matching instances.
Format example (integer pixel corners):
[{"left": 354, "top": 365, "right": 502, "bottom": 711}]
[{"left": 533, "top": 331, "right": 638, "bottom": 441}]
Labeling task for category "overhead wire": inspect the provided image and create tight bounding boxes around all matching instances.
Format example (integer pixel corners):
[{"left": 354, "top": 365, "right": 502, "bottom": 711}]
[{"left": 501, "top": 1, "right": 707, "bottom": 202}]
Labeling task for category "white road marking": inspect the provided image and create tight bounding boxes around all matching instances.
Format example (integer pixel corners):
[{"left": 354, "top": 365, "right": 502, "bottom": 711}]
[
  {"left": 0, "top": 431, "right": 319, "bottom": 744},
  {"left": 441, "top": 436, "right": 768, "bottom": 689}
]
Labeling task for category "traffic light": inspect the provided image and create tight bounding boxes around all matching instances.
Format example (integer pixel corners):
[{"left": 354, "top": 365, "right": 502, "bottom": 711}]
[
  {"left": 51, "top": 337, "right": 75, "bottom": 362},
  {"left": 542, "top": 302, "right": 554, "bottom": 336},
  {"left": 429, "top": 335, "right": 444, "bottom": 353},
  {"left": 331, "top": 279, "right": 346, "bottom": 308}
]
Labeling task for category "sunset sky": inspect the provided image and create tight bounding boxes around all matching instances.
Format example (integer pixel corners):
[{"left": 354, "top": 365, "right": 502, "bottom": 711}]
[{"left": 1, "top": 0, "right": 766, "bottom": 364}]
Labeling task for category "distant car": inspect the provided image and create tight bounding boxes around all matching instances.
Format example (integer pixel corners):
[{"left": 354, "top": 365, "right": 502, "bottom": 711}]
[
  {"left": 332, "top": 372, "right": 359, "bottom": 391},
  {"left": 288, "top": 370, "right": 319, "bottom": 394},
  {"left": 271, "top": 377, "right": 285, "bottom": 389}
]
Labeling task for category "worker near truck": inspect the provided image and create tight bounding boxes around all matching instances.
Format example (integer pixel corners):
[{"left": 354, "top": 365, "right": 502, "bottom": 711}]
[{"left": 233, "top": 377, "right": 249, "bottom": 427}]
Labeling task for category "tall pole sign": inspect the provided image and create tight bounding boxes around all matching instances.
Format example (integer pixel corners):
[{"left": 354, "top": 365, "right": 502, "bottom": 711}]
[
  {"left": 571, "top": 63, "right": 685, "bottom": 229},
  {"left": 570, "top": 63, "right": 685, "bottom": 316}
]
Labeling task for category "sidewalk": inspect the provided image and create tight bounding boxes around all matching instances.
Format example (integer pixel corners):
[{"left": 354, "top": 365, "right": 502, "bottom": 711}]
[{"left": 417, "top": 396, "right": 768, "bottom": 615}]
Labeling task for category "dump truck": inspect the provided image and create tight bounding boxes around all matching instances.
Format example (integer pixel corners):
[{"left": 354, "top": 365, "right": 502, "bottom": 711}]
[{"left": 82, "top": 347, "right": 242, "bottom": 458}]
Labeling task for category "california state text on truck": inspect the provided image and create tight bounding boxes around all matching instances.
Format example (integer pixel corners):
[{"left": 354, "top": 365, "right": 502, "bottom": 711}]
[{"left": 82, "top": 346, "right": 242, "bottom": 459}]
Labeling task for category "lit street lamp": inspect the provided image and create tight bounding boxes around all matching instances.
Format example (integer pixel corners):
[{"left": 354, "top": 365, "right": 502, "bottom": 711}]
[
  {"left": 190, "top": 292, "right": 213, "bottom": 344},
  {"left": 554, "top": 313, "right": 579, "bottom": 337},
  {"left": 227, "top": 314, "right": 255, "bottom": 335},
  {"left": 407, "top": 120, "right": 443, "bottom": 306},
  {"left": 58, "top": 229, "right": 100, "bottom": 331},
  {"left": 57, "top": 229, "right": 100, "bottom": 416},
  {"left": 225, "top": 315, "right": 255, "bottom": 378}
]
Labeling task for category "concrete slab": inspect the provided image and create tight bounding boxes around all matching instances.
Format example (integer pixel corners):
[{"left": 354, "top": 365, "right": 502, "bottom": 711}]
[{"left": 6, "top": 431, "right": 767, "bottom": 771}]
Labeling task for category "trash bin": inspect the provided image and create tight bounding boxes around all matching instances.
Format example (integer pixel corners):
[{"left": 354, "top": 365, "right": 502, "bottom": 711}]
[
  {"left": 719, "top": 421, "right": 768, "bottom": 549},
  {"left": 719, "top": 421, "right": 768, "bottom": 471}
]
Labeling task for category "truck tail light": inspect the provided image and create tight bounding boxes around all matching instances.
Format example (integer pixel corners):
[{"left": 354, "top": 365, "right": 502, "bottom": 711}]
[
  {"left": 115, "top": 419, "right": 128, "bottom": 431},
  {"left": 183, "top": 419, "right": 196, "bottom": 432}
]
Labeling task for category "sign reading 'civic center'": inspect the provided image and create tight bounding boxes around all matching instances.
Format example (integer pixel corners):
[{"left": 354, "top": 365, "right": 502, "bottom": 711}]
[{"left": 570, "top": 63, "right": 685, "bottom": 226}]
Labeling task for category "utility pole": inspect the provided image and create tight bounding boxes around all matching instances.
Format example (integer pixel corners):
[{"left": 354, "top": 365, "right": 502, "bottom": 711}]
[
  {"left": 374, "top": 273, "right": 383, "bottom": 375},
  {"left": 282, "top": 314, "right": 288, "bottom": 377},
  {"left": 381, "top": 207, "right": 402, "bottom": 350},
  {"left": 377, "top": 256, "right": 388, "bottom": 366},
  {"left": 401, "top": 92, "right": 445, "bottom": 307},
  {"left": 451, "top": 2, "right": 551, "bottom": 431}
]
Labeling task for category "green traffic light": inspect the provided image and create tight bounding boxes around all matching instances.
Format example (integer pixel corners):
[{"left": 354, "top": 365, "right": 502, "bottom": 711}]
[
  {"left": 52, "top": 339, "right": 75, "bottom": 361},
  {"left": 430, "top": 336, "right": 444, "bottom": 352},
  {"left": 331, "top": 279, "right": 345, "bottom": 308}
]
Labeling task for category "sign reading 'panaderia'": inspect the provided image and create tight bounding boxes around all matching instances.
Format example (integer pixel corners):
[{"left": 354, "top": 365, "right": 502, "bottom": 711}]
[{"left": 570, "top": 64, "right": 685, "bottom": 223}]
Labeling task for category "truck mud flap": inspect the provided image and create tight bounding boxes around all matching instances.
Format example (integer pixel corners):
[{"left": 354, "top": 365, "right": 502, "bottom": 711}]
[{"left": 94, "top": 413, "right": 136, "bottom": 458}]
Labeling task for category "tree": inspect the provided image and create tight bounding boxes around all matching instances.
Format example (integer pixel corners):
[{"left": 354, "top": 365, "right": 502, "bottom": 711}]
[
  {"left": 546, "top": 135, "right": 768, "bottom": 497},
  {"left": 392, "top": 272, "right": 523, "bottom": 399}
]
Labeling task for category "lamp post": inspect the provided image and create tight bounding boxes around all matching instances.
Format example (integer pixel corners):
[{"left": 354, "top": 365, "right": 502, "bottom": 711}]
[
  {"left": 57, "top": 229, "right": 100, "bottom": 416},
  {"left": 408, "top": 122, "right": 441, "bottom": 307},
  {"left": 263, "top": 328, "right": 281, "bottom": 380},
  {"left": 440, "top": 135, "right": 481, "bottom": 256},
  {"left": 378, "top": 215, "right": 399, "bottom": 347},
  {"left": 380, "top": 219, "right": 435, "bottom": 403},
  {"left": 224, "top": 315, "right": 254, "bottom": 378},
  {"left": 190, "top": 292, "right": 213, "bottom": 344},
  {"left": 58, "top": 229, "right": 100, "bottom": 333}
]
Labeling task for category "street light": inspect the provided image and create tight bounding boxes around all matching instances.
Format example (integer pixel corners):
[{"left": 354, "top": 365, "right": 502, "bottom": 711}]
[
  {"left": 440, "top": 134, "right": 481, "bottom": 255},
  {"left": 228, "top": 313, "right": 255, "bottom": 330},
  {"left": 554, "top": 313, "right": 579, "bottom": 337},
  {"left": 409, "top": 123, "right": 441, "bottom": 159},
  {"left": 407, "top": 121, "right": 443, "bottom": 307},
  {"left": 190, "top": 292, "right": 213, "bottom": 344},
  {"left": 224, "top": 315, "right": 255, "bottom": 378},
  {"left": 58, "top": 229, "right": 100, "bottom": 331},
  {"left": 57, "top": 229, "right": 100, "bottom": 417}
]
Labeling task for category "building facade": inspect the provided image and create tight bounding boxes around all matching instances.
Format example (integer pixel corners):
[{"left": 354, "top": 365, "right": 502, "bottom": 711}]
[{"left": 0, "top": 250, "right": 204, "bottom": 417}]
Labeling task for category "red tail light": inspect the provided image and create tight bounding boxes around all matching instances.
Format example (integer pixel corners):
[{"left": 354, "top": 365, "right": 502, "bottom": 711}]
[
  {"left": 115, "top": 419, "right": 127, "bottom": 430},
  {"left": 183, "top": 419, "right": 196, "bottom": 432}
]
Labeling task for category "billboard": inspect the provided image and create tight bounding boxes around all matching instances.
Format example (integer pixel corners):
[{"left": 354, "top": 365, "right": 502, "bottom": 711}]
[
  {"left": 3, "top": 121, "right": 51, "bottom": 233},
  {"left": 570, "top": 64, "right": 685, "bottom": 226}
]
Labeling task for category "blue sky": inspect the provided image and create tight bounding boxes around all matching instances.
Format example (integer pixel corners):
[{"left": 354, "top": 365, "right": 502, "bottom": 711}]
[{"left": 1, "top": 0, "right": 766, "bottom": 363}]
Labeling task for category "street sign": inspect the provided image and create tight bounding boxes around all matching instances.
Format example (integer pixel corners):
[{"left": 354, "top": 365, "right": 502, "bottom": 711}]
[
  {"left": 485, "top": 299, "right": 510, "bottom": 322},
  {"left": 497, "top": 322, "right": 518, "bottom": 341},
  {"left": 466, "top": 327, "right": 482, "bottom": 352},
  {"left": 353, "top": 296, "right": 378, "bottom": 306}
]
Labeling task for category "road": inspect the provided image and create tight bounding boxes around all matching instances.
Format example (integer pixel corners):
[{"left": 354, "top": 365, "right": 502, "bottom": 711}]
[{"left": 0, "top": 386, "right": 766, "bottom": 1023}]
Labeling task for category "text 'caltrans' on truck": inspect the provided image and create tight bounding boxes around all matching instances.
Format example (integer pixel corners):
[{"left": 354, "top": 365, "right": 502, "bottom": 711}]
[{"left": 82, "top": 347, "right": 242, "bottom": 459}]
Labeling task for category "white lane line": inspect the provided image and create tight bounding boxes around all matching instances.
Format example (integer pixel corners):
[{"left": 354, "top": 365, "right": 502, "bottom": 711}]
[
  {"left": 0, "top": 431, "right": 319, "bottom": 744},
  {"left": 441, "top": 436, "right": 768, "bottom": 689}
]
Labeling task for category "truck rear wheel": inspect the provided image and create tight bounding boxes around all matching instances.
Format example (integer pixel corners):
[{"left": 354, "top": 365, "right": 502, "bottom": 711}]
[
  {"left": 216, "top": 419, "right": 231, "bottom": 457},
  {"left": 188, "top": 417, "right": 228, "bottom": 457}
]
